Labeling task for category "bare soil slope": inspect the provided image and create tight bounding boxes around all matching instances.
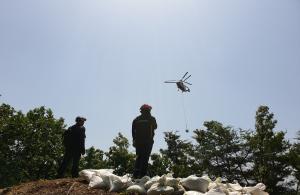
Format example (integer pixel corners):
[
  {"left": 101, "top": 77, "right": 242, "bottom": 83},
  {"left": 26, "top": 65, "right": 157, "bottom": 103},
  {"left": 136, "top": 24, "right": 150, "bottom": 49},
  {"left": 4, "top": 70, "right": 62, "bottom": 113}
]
[{"left": 0, "top": 178, "right": 117, "bottom": 195}]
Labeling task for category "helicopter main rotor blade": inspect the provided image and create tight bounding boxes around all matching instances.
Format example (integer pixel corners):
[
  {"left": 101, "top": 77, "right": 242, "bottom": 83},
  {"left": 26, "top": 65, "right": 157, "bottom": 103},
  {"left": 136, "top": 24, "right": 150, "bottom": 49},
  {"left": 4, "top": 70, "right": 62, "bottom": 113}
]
[
  {"left": 165, "top": 80, "right": 179, "bottom": 82},
  {"left": 183, "top": 75, "right": 191, "bottom": 81},
  {"left": 181, "top": 72, "right": 189, "bottom": 80},
  {"left": 183, "top": 81, "right": 192, "bottom": 85},
  {"left": 164, "top": 81, "right": 178, "bottom": 83}
]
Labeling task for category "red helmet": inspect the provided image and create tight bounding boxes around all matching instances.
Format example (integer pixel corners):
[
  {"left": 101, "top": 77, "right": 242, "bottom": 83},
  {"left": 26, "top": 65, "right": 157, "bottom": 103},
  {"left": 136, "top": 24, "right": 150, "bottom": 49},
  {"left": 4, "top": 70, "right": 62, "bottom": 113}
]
[{"left": 140, "top": 104, "right": 152, "bottom": 111}]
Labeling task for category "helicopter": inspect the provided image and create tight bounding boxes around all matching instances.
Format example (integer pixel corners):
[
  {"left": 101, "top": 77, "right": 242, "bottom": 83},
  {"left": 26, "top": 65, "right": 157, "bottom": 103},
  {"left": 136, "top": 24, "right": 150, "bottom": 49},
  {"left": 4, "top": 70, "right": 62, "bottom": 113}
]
[{"left": 164, "top": 72, "right": 192, "bottom": 92}]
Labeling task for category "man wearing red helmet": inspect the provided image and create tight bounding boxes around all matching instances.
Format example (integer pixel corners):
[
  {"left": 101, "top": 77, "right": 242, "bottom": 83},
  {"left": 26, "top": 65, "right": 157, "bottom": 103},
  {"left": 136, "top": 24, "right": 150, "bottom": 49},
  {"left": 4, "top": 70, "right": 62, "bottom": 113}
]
[{"left": 132, "top": 104, "right": 157, "bottom": 178}]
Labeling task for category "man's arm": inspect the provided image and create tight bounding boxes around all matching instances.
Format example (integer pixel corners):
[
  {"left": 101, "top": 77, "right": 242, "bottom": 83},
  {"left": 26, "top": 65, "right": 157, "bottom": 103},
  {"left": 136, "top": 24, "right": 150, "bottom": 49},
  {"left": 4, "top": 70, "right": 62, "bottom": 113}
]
[
  {"left": 80, "top": 127, "right": 86, "bottom": 155},
  {"left": 63, "top": 127, "right": 72, "bottom": 148},
  {"left": 132, "top": 119, "right": 136, "bottom": 147},
  {"left": 150, "top": 117, "right": 157, "bottom": 139},
  {"left": 152, "top": 117, "right": 157, "bottom": 130}
]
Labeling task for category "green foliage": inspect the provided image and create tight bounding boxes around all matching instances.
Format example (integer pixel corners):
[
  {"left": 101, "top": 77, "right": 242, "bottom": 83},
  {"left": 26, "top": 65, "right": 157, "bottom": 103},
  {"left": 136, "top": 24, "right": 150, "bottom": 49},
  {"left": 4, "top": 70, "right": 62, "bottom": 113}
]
[
  {"left": 79, "top": 146, "right": 107, "bottom": 170},
  {"left": 105, "top": 133, "right": 135, "bottom": 175},
  {"left": 0, "top": 104, "right": 66, "bottom": 187},
  {"left": 0, "top": 104, "right": 23, "bottom": 187},
  {"left": 149, "top": 153, "right": 170, "bottom": 176},
  {"left": 193, "top": 121, "right": 250, "bottom": 183},
  {"left": 248, "top": 106, "right": 292, "bottom": 194},
  {"left": 290, "top": 131, "right": 300, "bottom": 194},
  {"left": 0, "top": 103, "right": 297, "bottom": 193},
  {"left": 159, "top": 131, "right": 194, "bottom": 177}
]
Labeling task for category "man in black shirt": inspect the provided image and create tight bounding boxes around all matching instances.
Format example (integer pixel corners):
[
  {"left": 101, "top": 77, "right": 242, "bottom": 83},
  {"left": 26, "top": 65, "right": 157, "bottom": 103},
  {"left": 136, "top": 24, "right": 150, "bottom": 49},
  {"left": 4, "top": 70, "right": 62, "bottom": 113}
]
[
  {"left": 132, "top": 104, "right": 157, "bottom": 178},
  {"left": 57, "top": 116, "right": 86, "bottom": 178}
]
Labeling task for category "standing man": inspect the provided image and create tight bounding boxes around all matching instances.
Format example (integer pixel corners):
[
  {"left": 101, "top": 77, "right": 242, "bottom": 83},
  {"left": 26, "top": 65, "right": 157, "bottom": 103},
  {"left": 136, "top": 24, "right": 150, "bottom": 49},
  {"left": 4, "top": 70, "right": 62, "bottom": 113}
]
[
  {"left": 57, "top": 116, "right": 86, "bottom": 178},
  {"left": 132, "top": 104, "right": 157, "bottom": 178}
]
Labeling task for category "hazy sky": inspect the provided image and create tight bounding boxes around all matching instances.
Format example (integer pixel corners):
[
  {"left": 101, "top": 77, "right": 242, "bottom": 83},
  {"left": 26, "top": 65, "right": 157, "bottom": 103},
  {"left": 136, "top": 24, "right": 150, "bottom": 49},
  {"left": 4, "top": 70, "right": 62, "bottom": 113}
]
[{"left": 1, "top": 0, "right": 299, "bottom": 152}]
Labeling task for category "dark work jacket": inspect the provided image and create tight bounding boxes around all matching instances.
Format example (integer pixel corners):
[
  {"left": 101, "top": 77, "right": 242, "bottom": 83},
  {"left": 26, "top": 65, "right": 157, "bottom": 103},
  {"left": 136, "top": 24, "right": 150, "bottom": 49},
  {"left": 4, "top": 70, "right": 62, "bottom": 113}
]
[
  {"left": 132, "top": 114, "right": 157, "bottom": 146},
  {"left": 65, "top": 124, "right": 86, "bottom": 153}
]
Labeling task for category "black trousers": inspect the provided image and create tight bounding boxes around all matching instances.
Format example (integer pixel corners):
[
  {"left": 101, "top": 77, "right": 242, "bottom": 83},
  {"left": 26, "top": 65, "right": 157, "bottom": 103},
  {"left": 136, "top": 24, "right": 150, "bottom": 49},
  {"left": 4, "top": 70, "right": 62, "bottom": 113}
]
[
  {"left": 57, "top": 150, "right": 81, "bottom": 178},
  {"left": 133, "top": 143, "right": 153, "bottom": 178}
]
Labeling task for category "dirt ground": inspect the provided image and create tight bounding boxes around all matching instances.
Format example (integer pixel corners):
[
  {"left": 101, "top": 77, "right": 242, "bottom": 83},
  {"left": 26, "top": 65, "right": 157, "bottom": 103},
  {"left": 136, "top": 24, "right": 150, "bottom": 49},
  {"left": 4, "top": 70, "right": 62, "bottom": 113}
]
[{"left": 0, "top": 178, "right": 119, "bottom": 195}]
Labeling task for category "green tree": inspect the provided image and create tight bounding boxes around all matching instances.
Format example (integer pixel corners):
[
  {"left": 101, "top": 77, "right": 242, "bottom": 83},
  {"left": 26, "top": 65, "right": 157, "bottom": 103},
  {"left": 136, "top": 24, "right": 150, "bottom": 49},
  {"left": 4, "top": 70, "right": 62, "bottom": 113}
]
[
  {"left": 159, "top": 131, "right": 194, "bottom": 177},
  {"left": 149, "top": 153, "right": 171, "bottom": 176},
  {"left": 22, "top": 107, "right": 65, "bottom": 180},
  {"left": 79, "top": 146, "right": 107, "bottom": 170},
  {"left": 0, "top": 104, "right": 26, "bottom": 187},
  {"left": 290, "top": 131, "right": 300, "bottom": 194},
  {"left": 193, "top": 121, "right": 250, "bottom": 183},
  {"left": 105, "top": 133, "right": 135, "bottom": 175},
  {"left": 248, "top": 106, "right": 292, "bottom": 194},
  {"left": 0, "top": 104, "right": 66, "bottom": 187}
]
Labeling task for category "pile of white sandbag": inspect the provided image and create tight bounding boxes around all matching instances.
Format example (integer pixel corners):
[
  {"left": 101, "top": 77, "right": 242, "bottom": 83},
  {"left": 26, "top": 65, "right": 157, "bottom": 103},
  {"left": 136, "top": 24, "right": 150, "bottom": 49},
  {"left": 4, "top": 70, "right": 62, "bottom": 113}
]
[
  {"left": 79, "top": 169, "right": 269, "bottom": 195},
  {"left": 79, "top": 169, "right": 133, "bottom": 192}
]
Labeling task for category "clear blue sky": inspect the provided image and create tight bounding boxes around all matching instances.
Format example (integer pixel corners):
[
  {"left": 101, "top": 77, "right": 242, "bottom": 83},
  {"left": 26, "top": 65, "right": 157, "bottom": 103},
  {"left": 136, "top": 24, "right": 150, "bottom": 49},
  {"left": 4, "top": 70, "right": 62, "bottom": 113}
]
[{"left": 1, "top": 0, "right": 299, "bottom": 152}]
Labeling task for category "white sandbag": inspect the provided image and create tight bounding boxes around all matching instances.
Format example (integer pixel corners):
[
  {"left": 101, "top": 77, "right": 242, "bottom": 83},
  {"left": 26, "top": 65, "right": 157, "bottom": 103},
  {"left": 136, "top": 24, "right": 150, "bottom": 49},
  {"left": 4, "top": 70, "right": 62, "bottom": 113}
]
[
  {"left": 94, "top": 169, "right": 114, "bottom": 177},
  {"left": 108, "top": 174, "right": 134, "bottom": 192},
  {"left": 180, "top": 175, "right": 209, "bottom": 193},
  {"left": 120, "top": 174, "right": 134, "bottom": 188},
  {"left": 126, "top": 175, "right": 150, "bottom": 194},
  {"left": 165, "top": 176, "right": 184, "bottom": 195},
  {"left": 166, "top": 177, "right": 180, "bottom": 188},
  {"left": 82, "top": 169, "right": 102, "bottom": 173},
  {"left": 243, "top": 187, "right": 269, "bottom": 195},
  {"left": 147, "top": 182, "right": 174, "bottom": 195},
  {"left": 126, "top": 184, "right": 147, "bottom": 194},
  {"left": 133, "top": 176, "right": 150, "bottom": 188},
  {"left": 135, "top": 176, "right": 151, "bottom": 185},
  {"left": 108, "top": 174, "right": 124, "bottom": 192},
  {"left": 145, "top": 176, "right": 160, "bottom": 189},
  {"left": 183, "top": 191, "right": 205, "bottom": 195},
  {"left": 141, "top": 176, "right": 151, "bottom": 183},
  {"left": 79, "top": 170, "right": 95, "bottom": 181},
  {"left": 201, "top": 175, "right": 212, "bottom": 183},
  {"left": 208, "top": 178, "right": 226, "bottom": 191},
  {"left": 88, "top": 175, "right": 106, "bottom": 189},
  {"left": 157, "top": 174, "right": 167, "bottom": 185},
  {"left": 208, "top": 182, "right": 218, "bottom": 191},
  {"left": 206, "top": 186, "right": 228, "bottom": 195},
  {"left": 95, "top": 171, "right": 118, "bottom": 188},
  {"left": 97, "top": 173, "right": 112, "bottom": 187},
  {"left": 228, "top": 192, "right": 242, "bottom": 195},
  {"left": 173, "top": 184, "right": 186, "bottom": 195},
  {"left": 206, "top": 191, "right": 227, "bottom": 195},
  {"left": 255, "top": 183, "right": 266, "bottom": 191},
  {"left": 226, "top": 183, "right": 243, "bottom": 191}
]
